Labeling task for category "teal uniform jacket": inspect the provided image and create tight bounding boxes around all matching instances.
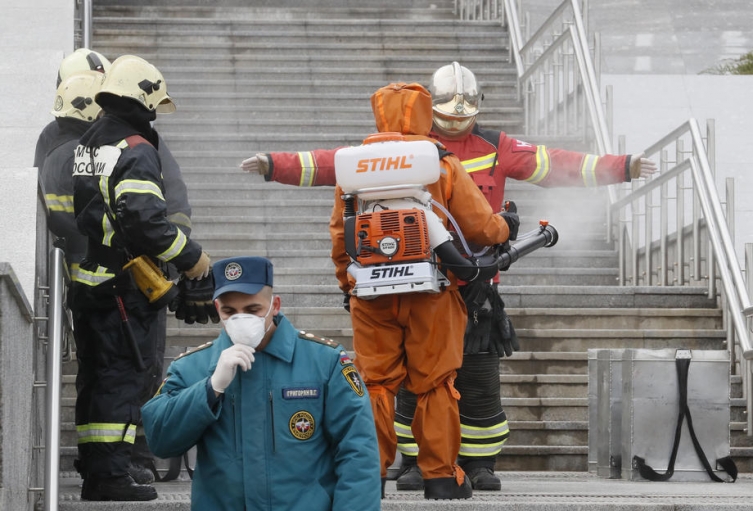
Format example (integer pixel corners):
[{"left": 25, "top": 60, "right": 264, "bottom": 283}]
[{"left": 142, "top": 313, "right": 381, "bottom": 511}]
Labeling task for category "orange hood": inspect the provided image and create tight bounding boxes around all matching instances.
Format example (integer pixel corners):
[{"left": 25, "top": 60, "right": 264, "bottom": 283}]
[{"left": 370, "top": 82, "right": 433, "bottom": 136}]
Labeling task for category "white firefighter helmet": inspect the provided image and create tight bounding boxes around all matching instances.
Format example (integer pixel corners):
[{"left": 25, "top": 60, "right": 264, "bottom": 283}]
[
  {"left": 96, "top": 55, "right": 176, "bottom": 113},
  {"left": 428, "top": 61, "right": 481, "bottom": 139},
  {"left": 57, "top": 48, "right": 111, "bottom": 87},
  {"left": 51, "top": 70, "right": 104, "bottom": 122}
]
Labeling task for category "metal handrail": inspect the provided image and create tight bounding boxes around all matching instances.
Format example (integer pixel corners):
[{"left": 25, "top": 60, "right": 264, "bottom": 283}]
[
  {"left": 610, "top": 118, "right": 753, "bottom": 433},
  {"left": 44, "top": 248, "right": 67, "bottom": 511},
  {"left": 474, "top": 0, "right": 753, "bottom": 434}
]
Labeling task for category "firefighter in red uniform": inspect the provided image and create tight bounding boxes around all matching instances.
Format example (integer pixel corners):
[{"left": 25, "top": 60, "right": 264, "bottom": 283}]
[{"left": 241, "top": 63, "right": 656, "bottom": 491}]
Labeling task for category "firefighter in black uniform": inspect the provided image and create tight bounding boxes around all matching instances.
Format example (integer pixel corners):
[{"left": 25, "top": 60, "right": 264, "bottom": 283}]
[
  {"left": 37, "top": 49, "right": 196, "bottom": 486},
  {"left": 70, "top": 54, "right": 212, "bottom": 501}
]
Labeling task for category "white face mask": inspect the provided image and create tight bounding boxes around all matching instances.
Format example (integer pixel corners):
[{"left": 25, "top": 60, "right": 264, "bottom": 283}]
[{"left": 222, "top": 304, "right": 273, "bottom": 349}]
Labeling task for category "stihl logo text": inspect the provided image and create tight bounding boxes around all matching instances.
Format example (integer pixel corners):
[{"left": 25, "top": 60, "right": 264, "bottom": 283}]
[
  {"left": 356, "top": 155, "right": 413, "bottom": 173},
  {"left": 370, "top": 266, "right": 415, "bottom": 279}
]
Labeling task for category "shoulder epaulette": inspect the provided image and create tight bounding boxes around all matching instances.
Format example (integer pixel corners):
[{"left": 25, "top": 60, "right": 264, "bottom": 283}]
[
  {"left": 298, "top": 330, "right": 339, "bottom": 349},
  {"left": 174, "top": 341, "right": 214, "bottom": 361}
]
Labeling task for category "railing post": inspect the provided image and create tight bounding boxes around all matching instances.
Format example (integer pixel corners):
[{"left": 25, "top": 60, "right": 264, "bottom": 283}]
[
  {"left": 82, "top": 0, "right": 93, "bottom": 49},
  {"left": 44, "top": 248, "right": 66, "bottom": 511}
]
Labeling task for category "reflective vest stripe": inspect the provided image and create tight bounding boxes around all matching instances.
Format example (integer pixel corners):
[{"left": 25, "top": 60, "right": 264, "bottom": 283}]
[
  {"left": 581, "top": 153, "right": 599, "bottom": 187},
  {"left": 526, "top": 145, "right": 551, "bottom": 184},
  {"left": 98, "top": 175, "right": 117, "bottom": 246},
  {"left": 77, "top": 423, "right": 137, "bottom": 444},
  {"left": 461, "top": 152, "right": 496, "bottom": 173},
  {"left": 298, "top": 151, "right": 316, "bottom": 187}
]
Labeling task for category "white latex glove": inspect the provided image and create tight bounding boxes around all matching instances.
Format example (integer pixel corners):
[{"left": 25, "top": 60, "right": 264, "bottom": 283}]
[
  {"left": 629, "top": 152, "right": 658, "bottom": 179},
  {"left": 240, "top": 153, "right": 269, "bottom": 175},
  {"left": 210, "top": 344, "right": 255, "bottom": 394}
]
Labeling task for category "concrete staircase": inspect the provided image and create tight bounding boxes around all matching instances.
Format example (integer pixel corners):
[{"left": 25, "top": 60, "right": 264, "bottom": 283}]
[{"left": 56, "top": 1, "right": 750, "bottom": 498}]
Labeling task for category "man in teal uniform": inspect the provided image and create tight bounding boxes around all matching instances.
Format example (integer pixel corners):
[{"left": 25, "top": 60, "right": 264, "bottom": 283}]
[{"left": 142, "top": 256, "right": 381, "bottom": 510}]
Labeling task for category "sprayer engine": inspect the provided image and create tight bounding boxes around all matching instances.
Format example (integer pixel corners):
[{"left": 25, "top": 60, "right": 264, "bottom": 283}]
[{"left": 345, "top": 209, "right": 431, "bottom": 265}]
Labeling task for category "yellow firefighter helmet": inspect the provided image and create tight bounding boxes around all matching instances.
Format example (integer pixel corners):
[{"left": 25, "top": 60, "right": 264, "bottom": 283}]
[
  {"left": 428, "top": 61, "right": 481, "bottom": 139},
  {"left": 57, "top": 48, "right": 111, "bottom": 87},
  {"left": 96, "top": 55, "right": 176, "bottom": 113},
  {"left": 51, "top": 70, "right": 104, "bottom": 122}
]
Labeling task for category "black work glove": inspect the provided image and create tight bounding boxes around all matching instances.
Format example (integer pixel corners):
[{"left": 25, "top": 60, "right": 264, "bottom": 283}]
[
  {"left": 172, "top": 271, "right": 220, "bottom": 325},
  {"left": 343, "top": 292, "right": 351, "bottom": 313},
  {"left": 500, "top": 211, "right": 519, "bottom": 241},
  {"left": 488, "top": 284, "right": 519, "bottom": 357},
  {"left": 460, "top": 280, "right": 494, "bottom": 355},
  {"left": 500, "top": 199, "right": 519, "bottom": 241}
]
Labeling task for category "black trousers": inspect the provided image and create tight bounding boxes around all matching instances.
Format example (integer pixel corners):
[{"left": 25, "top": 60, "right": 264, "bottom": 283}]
[{"left": 71, "top": 283, "right": 163, "bottom": 478}]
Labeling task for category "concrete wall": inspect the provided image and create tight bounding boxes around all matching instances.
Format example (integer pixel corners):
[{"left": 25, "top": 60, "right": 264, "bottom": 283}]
[
  {"left": 0, "top": 264, "right": 34, "bottom": 511},
  {"left": 0, "top": 0, "right": 73, "bottom": 307}
]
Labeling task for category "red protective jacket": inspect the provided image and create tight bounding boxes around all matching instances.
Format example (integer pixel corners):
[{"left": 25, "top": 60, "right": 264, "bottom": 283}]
[{"left": 261, "top": 126, "right": 632, "bottom": 213}]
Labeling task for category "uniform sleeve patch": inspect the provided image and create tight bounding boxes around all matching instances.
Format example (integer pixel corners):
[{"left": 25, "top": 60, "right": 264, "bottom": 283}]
[
  {"left": 339, "top": 350, "right": 353, "bottom": 366},
  {"left": 511, "top": 139, "right": 536, "bottom": 153},
  {"left": 289, "top": 411, "right": 316, "bottom": 440},
  {"left": 282, "top": 387, "right": 320, "bottom": 399},
  {"left": 341, "top": 366, "right": 365, "bottom": 397}
]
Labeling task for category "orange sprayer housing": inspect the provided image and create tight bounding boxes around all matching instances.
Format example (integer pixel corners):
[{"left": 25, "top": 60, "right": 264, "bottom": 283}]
[{"left": 353, "top": 209, "right": 432, "bottom": 265}]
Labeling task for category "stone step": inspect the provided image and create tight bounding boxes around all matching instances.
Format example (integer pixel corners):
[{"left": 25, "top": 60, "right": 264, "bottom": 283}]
[
  {"left": 96, "top": 39, "right": 509, "bottom": 58},
  {"left": 95, "top": 28, "right": 508, "bottom": 48},
  {"left": 161, "top": 77, "right": 517, "bottom": 95},
  {"left": 93, "top": 4, "right": 460, "bottom": 21},
  {"left": 509, "top": 307, "right": 722, "bottom": 330},
  {"left": 89, "top": 51, "right": 517, "bottom": 69},
  {"left": 94, "top": 18, "right": 498, "bottom": 34}
]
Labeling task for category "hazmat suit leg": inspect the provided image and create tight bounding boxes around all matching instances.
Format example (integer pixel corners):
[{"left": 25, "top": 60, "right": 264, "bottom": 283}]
[{"left": 351, "top": 290, "right": 467, "bottom": 480}]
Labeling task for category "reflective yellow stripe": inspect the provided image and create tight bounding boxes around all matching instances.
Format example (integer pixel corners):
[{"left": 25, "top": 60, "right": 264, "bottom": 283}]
[
  {"left": 45, "top": 193, "right": 74, "bottom": 213},
  {"left": 101, "top": 213, "right": 116, "bottom": 247},
  {"left": 77, "top": 423, "right": 136, "bottom": 444},
  {"left": 71, "top": 265, "right": 115, "bottom": 286},
  {"left": 116, "top": 139, "right": 129, "bottom": 149},
  {"left": 458, "top": 440, "right": 506, "bottom": 457},
  {"left": 397, "top": 442, "right": 419, "bottom": 456},
  {"left": 394, "top": 421, "right": 413, "bottom": 438},
  {"left": 114, "top": 179, "right": 165, "bottom": 202},
  {"left": 526, "top": 145, "right": 551, "bottom": 184},
  {"left": 168, "top": 212, "right": 192, "bottom": 233},
  {"left": 461, "top": 421, "right": 510, "bottom": 440},
  {"left": 298, "top": 151, "right": 316, "bottom": 187},
  {"left": 461, "top": 152, "right": 496, "bottom": 173},
  {"left": 157, "top": 229, "right": 188, "bottom": 262},
  {"left": 581, "top": 153, "right": 599, "bottom": 187}
]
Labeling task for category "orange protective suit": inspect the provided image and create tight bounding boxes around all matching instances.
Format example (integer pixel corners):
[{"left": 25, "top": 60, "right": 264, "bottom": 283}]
[{"left": 329, "top": 83, "right": 512, "bottom": 481}]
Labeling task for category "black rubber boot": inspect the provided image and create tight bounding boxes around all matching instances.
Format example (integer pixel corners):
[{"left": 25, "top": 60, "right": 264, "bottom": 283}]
[
  {"left": 423, "top": 475, "right": 472, "bottom": 500},
  {"left": 381, "top": 478, "right": 386, "bottom": 499},
  {"left": 396, "top": 457, "right": 424, "bottom": 491},
  {"left": 467, "top": 466, "right": 502, "bottom": 491},
  {"left": 81, "top": 474, "right": 158, "bottom": 501},
  {"left": 127, "top": 462, "right": 156, "bottom": 485}
]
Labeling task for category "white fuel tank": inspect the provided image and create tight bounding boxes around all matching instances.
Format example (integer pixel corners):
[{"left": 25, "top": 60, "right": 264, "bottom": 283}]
[{"left": 334, "top": 139, "right": 440, "bottom": 194}]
